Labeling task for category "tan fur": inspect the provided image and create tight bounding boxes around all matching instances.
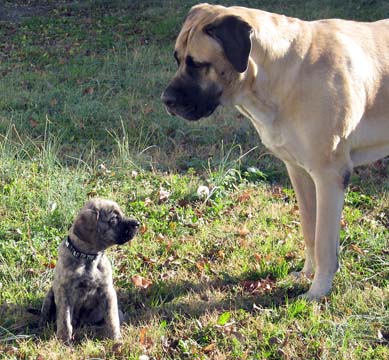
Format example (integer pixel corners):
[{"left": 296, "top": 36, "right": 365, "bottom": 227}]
[{"left": 169, "top": 4, "right": 389, "bottom": 299}]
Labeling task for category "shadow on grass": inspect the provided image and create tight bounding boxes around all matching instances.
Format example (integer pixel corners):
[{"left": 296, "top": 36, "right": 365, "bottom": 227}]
[
  {"left": 0, "top": 270, "right": 309, "bottom": 342},
  {"left": 119, "top": 271, "right": 309, "bottom": 326}
]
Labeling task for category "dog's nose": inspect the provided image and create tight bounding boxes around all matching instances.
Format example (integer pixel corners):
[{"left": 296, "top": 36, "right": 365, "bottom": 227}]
[
  {"left": 130, "top": 220, "right": 140, "bottom": 229},
  {"left": 161, "top": 90, "right": 177, "bottom": 108}
]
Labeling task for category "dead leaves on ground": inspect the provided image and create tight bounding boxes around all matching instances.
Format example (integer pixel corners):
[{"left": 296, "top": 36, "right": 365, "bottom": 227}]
[
  {"left": 131, "top": 275, "right": 153, "bottom": 289},
  {"left": 240, "top": 276, "right": 276, "bottom": 295}
]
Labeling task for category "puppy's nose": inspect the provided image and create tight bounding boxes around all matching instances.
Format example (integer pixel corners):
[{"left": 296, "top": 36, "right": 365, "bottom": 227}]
[
  {"left": 129, "top": 220, "right": 140, "bottom": 228},
  {"left": 161, "top": 90, "right": 177, "bottom": 108}
]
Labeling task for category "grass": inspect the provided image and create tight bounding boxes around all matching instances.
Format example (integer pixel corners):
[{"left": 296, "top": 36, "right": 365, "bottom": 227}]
[{"left": 0, "top": 0, "right": 388, "bottom": 359}]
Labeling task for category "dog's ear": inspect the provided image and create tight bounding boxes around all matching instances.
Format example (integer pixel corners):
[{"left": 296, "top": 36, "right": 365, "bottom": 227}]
[
  {"left": 204, "top": 15, "right": 252, "bottom": 73},
  {"left": 72, "top": 209, "right": 99, "bottom": 241}
]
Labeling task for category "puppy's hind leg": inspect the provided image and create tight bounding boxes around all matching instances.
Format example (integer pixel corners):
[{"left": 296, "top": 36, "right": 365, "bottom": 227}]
[{"left": 40, "top": 287, "right": 56, "bottom": 326}]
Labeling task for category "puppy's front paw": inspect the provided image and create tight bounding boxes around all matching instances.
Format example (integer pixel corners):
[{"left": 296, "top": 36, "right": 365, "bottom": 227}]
[
  {"left": 107, "top": 329, "right": 122, "bottom": 341},
  {"left": 57, "top": 330, "right": 73, "bottom": 344}
]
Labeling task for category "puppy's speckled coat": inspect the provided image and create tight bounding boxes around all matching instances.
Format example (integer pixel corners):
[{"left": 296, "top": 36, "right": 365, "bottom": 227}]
[{"left": 41, "top": 198, "right": 139, "bottom": 343}]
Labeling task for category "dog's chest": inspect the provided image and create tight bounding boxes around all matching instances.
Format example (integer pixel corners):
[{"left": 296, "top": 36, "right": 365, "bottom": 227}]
[
  {"left": 237, "top": 105, "right": 299, "bottom": 164},
  {"left": 71, "top": 259, "right": 110, "bottom": 296}
]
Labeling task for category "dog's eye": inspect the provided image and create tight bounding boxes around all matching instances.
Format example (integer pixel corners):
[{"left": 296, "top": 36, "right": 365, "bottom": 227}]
[
  {"left": 109, "top": 216, "right": 118, "bottom": 226},
  {"left": 186, "top": 55, "right": 210, "bottom": 69},
  {"left": 174, "top": 51, "right": 180, "bottom": 66}
]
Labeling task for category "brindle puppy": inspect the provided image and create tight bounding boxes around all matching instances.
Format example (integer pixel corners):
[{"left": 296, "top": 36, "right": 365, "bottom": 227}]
[{"left": 41, "top": 198, "right": 140, "bottom": 343}]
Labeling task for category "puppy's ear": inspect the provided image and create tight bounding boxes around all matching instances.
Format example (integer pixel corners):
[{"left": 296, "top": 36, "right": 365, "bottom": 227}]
[
  {"left": 204, "top": 15, "right": 252, "bottom": 73},
  {"left": 72, "top": 209, "right": 99, "bottom": 241}
]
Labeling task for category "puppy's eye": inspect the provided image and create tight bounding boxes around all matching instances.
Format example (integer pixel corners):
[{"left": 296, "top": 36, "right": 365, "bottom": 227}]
[{"left": 109, "top": 216, "right": 118, "bottom": 226}]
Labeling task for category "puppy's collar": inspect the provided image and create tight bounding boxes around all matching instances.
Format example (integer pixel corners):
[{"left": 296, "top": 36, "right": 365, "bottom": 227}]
[{"left": 65, "top": 236, "right": 101, "bottom": 261}]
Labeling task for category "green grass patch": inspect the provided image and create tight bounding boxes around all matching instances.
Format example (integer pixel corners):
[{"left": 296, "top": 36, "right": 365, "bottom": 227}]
[{"left": 0, "top": 0, "right": 388, "bottom": 359}]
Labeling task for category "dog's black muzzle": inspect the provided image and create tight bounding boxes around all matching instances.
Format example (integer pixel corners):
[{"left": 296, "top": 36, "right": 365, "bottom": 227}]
[
  {"left": 162, "top": 76, "right": 221, "bottom": 121},
  {"left": 116, "top": 219, "right": 140, "bottom": 245}
]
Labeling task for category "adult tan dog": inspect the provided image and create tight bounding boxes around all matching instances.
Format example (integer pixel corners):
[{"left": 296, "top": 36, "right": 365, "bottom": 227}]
[{"left": 162, "top": 3, "right": 389, "bottom": 299}]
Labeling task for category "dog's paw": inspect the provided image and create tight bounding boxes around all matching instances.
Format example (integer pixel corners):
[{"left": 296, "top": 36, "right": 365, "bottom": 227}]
[
  {"left": 110, "top": 332, "right": 122, "bottom": 341},
  {"left": 298, "top": 290, "right": 327, "bottom": 302},
  {"left": 57, "top": 328, "right": 73, "bottom": 344},
  {"left": 299, "top": 281, "right": 332, "bottom": 301}
]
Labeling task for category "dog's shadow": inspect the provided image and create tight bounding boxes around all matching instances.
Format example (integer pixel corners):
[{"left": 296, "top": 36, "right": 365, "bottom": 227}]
[
  {"left": 1, "top": 272, "right": 308, "bottom": 342},
  {"left": 119, "top": 270, "right": 308, "bottom": 326}
]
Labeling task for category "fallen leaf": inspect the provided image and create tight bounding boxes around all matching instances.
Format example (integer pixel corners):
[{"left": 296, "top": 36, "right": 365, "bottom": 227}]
[
  {"left": 44, "top": 261, "right": 56, "bottom": 269},
  {"left": 202, "top": 343, "right": 216, "bottom": 353},
  {"left": 284, "top": 251, "right": 297, "bottom": 260},
  {"left": 241, "top": 276, "right": 276, "bottom": 294},
  {"left": 237, "top": 191, "right": 251, "bottom": 203},
  {"left": 83, "top": 86, "right": 94, "bottom": 95},
  {"left": 143, "top": 105, "right": 153, "bottom": 115},
  {"left": 237, "top": 227, "right": 250, "bottom": 237},
  {"left": 139, "top": 223, "right": 147, "bottom": 234},
  {"left": 131, "top": 275, "right": 153, "bottom": 289},
  {"left": 156, "top": 233, "right": 165, "bottom": 242},
  {"left": 139, "top": 327, "right": 154, "bottom": 349},
  {"left": 4, "top": 346, "right": 18, "bottom": 355},
  {"left": 217, "top": 250, "right": 225, "bottom": 259},
  {"left": 87, "top": 188, "right": 98, "bottom": 197},
  {"left": 165, "top": 239, "right": 173, "bottom": 253},
  {"left": 196, "top": 261, "right": 205, "bottom": 272},
  {"left": 158, "top": 187, "right": 170, "bottom": 203},
  {"left": 111, "top": 342, "right": 123, "bottom": 355},
  {"left": 350, "top": 244, "right": 364, "bottom": 255},
  {"left": 254, "top": 253, "right": 262, "bottom": 262},
  {"left": 30, "top": 119, "right": 38, "bottom": 128},
  {"left": 137, "top": 253, "right": 157, "bottom": 266},
  {"left": 340, "top": 218, "right": 347, "bottom": 228}
]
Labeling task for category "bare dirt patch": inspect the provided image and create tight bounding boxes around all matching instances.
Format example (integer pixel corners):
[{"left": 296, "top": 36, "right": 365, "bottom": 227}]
[{"left": 0, "top": 1, "right": 53, "bottom": 23}]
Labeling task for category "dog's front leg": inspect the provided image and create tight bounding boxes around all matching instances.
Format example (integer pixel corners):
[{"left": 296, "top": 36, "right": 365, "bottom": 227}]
[
  {"left": 103, "top": 287, "right": 121, "bottom": 340},
  {"left": 304, "top": 169, "right": 347, "bottom": 300},
  {"left": 55, "top": 296, "right": 73, "bottom": 343},
  {"left": 286, "top": 163, "right": 317, "bottom": 277}
]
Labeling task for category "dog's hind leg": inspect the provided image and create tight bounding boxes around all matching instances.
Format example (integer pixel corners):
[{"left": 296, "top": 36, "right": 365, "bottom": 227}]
[{"left": 40, "top": 287, "right": 56, "bottom": 325}]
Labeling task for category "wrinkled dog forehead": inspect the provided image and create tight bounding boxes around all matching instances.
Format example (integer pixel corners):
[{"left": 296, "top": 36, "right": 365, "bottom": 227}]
[{"left": 83, "top": 198, "right": 123, "bottom": 215}]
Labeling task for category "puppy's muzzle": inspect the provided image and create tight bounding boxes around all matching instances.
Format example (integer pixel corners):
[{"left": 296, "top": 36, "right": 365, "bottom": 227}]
[{"left": 117, "top": 219, "right": 140, "bottom": 244}]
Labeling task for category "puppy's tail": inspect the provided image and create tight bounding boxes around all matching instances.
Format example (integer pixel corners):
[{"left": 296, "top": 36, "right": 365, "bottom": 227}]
[{"left": 40, "top": 287, "right": 56, "bottom": 326}]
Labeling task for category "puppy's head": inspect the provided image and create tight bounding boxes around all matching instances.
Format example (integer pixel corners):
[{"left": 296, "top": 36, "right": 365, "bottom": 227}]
[{"left": 71, "top": 198, "right": 140, "bottom": 251}]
